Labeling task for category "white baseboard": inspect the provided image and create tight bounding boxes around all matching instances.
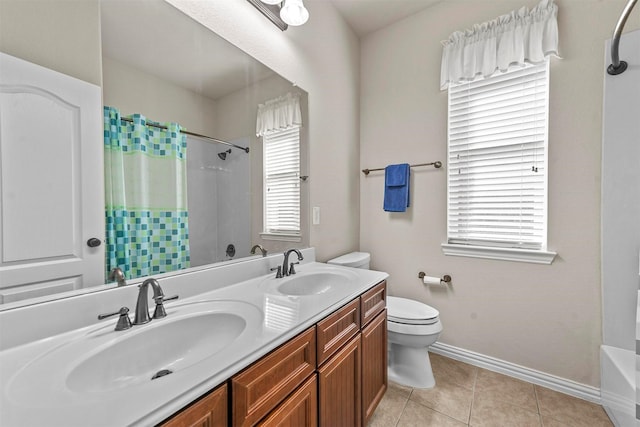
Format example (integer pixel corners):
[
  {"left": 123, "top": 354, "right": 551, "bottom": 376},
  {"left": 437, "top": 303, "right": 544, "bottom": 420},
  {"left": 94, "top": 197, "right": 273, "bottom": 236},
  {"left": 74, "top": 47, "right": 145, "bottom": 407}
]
[{"left": 430, "top": 342, "right": 602, "bottom": 405}]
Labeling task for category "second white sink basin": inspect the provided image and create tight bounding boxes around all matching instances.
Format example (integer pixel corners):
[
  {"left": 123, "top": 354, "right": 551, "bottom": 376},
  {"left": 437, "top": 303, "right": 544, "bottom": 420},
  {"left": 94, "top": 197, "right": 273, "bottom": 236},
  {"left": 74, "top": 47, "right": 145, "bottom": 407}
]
[{"left": 264, "top": 267, "right": 359, "bottom": 296}]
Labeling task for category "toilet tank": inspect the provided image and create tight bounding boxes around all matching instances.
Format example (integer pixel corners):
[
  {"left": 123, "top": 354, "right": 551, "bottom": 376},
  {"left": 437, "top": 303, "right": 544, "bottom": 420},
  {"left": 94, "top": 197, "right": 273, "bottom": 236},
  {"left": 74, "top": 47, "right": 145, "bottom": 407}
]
[{"left": 327, "top": 252, "right": 370, "bottom": 269}]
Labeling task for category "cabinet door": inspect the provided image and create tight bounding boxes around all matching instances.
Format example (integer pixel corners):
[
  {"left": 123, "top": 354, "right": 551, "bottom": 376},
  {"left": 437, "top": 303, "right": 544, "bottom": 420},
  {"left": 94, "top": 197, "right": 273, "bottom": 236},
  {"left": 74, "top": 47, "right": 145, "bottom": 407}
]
[
  {"left": 161, "top": 383, "right": 227, "bottom": 427},
  {"left": 258, "top": 374, "right": 317, "bottom": 427},
  {"left": 318, "top": 334, "right": 361, "bottom": 427},
  {"left": 0, "top": 52, "right": 104, "bottom": 303},
  {"left": 361, "top": 310, "right": 387, "bottom": 425}
]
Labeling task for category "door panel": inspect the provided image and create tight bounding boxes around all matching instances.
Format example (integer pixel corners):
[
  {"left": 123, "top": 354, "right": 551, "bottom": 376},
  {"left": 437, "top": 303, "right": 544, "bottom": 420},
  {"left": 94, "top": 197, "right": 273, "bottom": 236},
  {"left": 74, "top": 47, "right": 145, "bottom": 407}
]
[{"left": 0, "top": 52, "right": 103, "bottom": 302}]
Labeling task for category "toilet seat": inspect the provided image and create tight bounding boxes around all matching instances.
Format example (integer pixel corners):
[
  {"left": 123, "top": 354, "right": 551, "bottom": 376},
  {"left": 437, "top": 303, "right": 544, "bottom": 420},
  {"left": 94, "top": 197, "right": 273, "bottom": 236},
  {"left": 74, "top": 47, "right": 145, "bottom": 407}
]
[{"left": 387, "top": 296, "right": 439, "bottom": 325}]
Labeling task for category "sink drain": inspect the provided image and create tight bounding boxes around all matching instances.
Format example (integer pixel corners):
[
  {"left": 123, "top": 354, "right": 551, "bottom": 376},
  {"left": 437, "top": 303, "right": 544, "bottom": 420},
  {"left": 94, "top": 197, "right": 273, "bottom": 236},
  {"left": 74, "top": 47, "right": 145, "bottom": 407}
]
[{"left": 151, "top": 369, "right": 173, "bottom": 380}]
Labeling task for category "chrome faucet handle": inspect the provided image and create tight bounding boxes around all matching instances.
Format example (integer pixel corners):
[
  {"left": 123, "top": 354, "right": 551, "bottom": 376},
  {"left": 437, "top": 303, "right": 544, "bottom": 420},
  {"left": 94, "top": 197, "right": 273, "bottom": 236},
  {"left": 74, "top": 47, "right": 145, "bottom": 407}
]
[
  {"left": 271, "top": 265, "right": 283, "bottom": 279},
  {"left": 153, "top": 294, "right": 179, "bottom": 319},
  {"left": 288, "top": 262, "right": 300, "bottom": 275},
  {"left": 98, "top": 307, "right": 132, "bottom": 331}
]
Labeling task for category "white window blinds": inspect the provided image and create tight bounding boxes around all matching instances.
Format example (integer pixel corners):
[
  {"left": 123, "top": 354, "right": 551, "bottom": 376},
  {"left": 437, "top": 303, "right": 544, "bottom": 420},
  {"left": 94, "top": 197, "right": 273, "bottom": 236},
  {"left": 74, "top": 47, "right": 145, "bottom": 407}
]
[
  {"left": 447, "top": 60, "right": 549, "bottom": 250},
  {"left": 264, "top": 126, "right": 301, "bottom": 235}
]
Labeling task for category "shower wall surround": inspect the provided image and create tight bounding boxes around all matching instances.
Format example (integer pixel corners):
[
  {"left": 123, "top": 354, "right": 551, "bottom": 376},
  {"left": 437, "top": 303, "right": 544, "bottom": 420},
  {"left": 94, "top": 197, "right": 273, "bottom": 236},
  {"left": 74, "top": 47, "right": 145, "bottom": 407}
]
[{"left": 186, "top": 135, "right": 251, "bottom": 266}]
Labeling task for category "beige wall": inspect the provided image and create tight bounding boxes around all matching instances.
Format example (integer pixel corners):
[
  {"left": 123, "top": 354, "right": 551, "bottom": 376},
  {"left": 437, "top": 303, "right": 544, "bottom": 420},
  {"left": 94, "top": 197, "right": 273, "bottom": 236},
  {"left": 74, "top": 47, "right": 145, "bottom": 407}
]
[
  {"left": 102, "top": 56, "right": 218, "bottom": 136},
  {"left": 167, "top": 0, "right": 361, "bottom": 262},
  {"left": 360, "top": 0, "right": 640, "bottom": 387},
  {"left": 0, "top": 0, "right": 102, "bottom": 86}
]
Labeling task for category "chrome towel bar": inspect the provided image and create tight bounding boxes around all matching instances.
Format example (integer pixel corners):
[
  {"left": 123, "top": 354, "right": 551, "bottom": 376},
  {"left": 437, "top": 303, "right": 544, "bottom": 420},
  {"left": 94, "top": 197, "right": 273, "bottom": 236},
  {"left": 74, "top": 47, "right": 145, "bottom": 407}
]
[{"left": 362, "top": 161, "right": 442, "bottom": 176}]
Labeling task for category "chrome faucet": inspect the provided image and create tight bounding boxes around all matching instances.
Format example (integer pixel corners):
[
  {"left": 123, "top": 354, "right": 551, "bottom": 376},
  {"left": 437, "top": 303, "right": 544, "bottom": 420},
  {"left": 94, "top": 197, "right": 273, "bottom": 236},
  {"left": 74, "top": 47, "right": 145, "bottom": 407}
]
[
  {"left": 108, "top": 267, "right": 127, "bottom": 287},
  {"left": 250, "top": 244, "right": 268, "bottom": 257},
  {"left": 133, "top": 278, "right": 178, "bottom": 325},
  {"left": 282, "top": 249, "right": 304, "bottom": 277}
]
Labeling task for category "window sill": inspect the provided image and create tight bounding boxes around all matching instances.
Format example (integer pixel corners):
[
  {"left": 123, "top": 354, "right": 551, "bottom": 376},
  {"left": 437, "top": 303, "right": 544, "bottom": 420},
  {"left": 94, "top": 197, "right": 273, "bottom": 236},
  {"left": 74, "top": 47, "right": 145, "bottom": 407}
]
[
  {"left": 260, "top": 232, "right": 302, "bottom": 243},
  {"left": 441, "top": 243, "right": 557, "bottom": 265}
]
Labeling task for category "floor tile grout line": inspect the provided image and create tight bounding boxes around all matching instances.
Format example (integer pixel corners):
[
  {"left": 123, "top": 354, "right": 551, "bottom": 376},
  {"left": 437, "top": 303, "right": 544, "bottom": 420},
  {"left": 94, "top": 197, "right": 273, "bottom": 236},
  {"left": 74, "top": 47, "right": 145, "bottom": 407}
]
[
  {"left": 468, "top": 365, "right": 479, "bottom": 425},
  {"left": 393, "top": 391, "right": 411, "bottom": 427}
]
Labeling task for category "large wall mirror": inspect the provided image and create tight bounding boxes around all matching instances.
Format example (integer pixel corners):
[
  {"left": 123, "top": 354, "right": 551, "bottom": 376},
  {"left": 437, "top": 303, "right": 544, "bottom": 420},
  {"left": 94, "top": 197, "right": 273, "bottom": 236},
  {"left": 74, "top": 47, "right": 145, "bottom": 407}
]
[{"left": 0, "top": 0, "right": 309, "bottom": 309}]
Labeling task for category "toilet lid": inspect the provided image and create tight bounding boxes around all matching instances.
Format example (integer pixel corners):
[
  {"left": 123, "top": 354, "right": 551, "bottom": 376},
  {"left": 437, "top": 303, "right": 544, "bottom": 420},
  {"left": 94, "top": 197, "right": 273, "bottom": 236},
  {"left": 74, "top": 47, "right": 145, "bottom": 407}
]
[{"left": 387, "top": 296, "right": 439, "bottom": 325}]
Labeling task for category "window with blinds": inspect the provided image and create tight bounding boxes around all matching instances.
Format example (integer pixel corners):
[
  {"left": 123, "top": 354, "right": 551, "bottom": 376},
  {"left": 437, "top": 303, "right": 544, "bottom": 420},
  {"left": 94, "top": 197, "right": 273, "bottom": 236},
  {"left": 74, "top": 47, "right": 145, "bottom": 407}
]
[
  {"left": 446, "top": 60, "right": 549, "bottom": 252},
  {"left": 263, "top": 126, "right": 301, "bottom": 236}
]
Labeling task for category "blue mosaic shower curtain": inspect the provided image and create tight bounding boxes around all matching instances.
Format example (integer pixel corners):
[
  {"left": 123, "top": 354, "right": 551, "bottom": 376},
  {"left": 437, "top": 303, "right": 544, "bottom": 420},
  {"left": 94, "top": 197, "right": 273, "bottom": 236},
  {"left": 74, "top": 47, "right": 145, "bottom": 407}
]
[{"left": 104, "top": 106, "right": 190, "bottom": 281}]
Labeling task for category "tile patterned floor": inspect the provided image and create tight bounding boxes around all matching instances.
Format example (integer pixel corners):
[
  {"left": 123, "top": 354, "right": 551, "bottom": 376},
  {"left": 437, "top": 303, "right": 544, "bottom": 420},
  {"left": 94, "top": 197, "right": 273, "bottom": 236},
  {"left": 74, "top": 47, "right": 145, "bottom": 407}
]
[{"left": 368, "top": 353, "right": 613, "bottom": 427}]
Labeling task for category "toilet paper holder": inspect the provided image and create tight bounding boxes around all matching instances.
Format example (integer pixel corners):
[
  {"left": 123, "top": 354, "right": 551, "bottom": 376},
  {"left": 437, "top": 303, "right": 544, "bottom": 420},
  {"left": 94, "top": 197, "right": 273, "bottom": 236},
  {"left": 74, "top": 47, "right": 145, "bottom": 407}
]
[{"left": 418, "top": 271, "right": 452, "bottom": 284}]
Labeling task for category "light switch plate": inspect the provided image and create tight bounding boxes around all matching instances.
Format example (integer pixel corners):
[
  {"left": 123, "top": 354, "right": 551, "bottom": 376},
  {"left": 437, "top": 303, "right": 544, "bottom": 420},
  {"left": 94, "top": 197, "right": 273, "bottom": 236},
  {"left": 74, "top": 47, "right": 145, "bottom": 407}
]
[{"left": 312, "top": 207, "right": 320, "bottom": 225}]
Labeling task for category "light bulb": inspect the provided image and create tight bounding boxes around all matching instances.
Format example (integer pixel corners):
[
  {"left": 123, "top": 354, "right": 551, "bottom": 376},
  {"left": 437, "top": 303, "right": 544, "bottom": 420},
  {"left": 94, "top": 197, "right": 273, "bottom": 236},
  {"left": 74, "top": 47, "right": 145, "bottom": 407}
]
[
  {"left": 260, "top": 0, "right": 282, "bottom": 5},
  {"left": 280, "top": 0, "right": 309, "bottom": 26}
]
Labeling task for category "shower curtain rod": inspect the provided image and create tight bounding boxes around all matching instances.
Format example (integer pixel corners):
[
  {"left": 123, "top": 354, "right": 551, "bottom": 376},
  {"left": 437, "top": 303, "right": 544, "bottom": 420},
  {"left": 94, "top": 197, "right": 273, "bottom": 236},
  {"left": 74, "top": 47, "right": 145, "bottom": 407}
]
[
  {"left": 607, "top": 0, "right": 638, "bottom": 75},
  {"left": 119, "top": 116, "right": 250, "bottom": 153}
]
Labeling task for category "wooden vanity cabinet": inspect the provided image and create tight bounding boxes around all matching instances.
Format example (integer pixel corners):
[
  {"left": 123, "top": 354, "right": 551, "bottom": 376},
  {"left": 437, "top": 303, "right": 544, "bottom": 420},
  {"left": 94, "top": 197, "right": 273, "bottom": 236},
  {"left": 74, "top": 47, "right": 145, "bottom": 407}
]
[
  {"left": 159, "top": 383, "right": 227, "bottom": 427},
  {"left": 316, "top": 280, "right": 387, "bottom": 427},
  {"left": 162, "top": 280, "right": 387, "bottom": 427}
]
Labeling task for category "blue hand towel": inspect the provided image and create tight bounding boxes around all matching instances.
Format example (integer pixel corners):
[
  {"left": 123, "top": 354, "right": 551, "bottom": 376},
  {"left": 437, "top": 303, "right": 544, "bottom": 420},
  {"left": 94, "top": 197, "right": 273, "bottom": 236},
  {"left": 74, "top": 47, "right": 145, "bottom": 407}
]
[{"left": 383, "top": 163, "right": 410, "bottom": 212}]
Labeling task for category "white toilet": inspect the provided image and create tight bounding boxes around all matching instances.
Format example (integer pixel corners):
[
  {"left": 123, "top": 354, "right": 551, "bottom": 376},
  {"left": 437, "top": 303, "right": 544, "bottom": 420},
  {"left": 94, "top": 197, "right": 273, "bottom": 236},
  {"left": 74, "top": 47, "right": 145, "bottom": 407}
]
[{"left": 327, "top": 252, "right": 443, "bottom": 389}]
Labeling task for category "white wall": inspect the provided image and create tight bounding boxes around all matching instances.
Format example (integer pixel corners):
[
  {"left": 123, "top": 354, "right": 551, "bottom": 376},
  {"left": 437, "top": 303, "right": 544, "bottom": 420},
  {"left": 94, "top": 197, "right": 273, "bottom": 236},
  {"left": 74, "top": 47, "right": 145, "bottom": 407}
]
[
  {"left": 360, "top": 0, "right": 640, "bottom": 387},
  {"left": 167, "top": 0, "right": 361, "bottom": 262}
]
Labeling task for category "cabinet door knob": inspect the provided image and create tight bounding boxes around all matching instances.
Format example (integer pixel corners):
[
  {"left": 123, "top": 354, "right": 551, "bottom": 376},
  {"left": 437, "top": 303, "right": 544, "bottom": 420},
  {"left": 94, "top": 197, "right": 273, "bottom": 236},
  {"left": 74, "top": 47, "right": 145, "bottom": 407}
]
[{"left": 87, "top": 238, "right": 102, "bottom": 247}]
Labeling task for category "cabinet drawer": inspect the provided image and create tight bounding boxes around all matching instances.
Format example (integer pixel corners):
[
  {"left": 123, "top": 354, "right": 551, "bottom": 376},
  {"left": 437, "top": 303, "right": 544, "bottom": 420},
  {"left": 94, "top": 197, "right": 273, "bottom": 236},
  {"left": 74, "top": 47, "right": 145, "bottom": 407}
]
[
  {"left": 360, "top": 281, "right": 386, "bottom": 327},
  {"left": 232, "top": 327, "right": 316, "bottom": 427},
  {"left": 316, "top": 298, "right": 360, "bottom": 365}
]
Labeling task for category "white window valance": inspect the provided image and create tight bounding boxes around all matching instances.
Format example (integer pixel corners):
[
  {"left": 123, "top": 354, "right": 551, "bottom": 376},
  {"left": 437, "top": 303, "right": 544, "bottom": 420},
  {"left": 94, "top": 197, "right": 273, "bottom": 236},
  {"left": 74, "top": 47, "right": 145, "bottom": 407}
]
[
  {"left": 440, "top": 0, "right": 559, "bottom": 90},
  {"left": 256, "top": 92, "right": 302, "bottom": 137}
]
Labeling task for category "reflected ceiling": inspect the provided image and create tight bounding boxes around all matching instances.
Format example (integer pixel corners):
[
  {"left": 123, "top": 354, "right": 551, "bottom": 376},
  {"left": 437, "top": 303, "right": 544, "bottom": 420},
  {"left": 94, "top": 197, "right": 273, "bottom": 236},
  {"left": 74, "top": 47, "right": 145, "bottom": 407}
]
[{"left": 101, "top": 0, "right": 275, "bottom": 100}]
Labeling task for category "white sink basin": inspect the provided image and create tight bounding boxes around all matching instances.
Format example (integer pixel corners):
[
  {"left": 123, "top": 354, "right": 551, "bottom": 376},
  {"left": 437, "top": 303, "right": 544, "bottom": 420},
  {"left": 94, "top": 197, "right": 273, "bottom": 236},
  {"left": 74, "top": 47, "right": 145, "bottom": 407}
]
[
  {"left": 67, "top": 311, "right": 245, "bottom": 393},
  {"left": 6, "top": 300, "right": 263, "bottom": 401},
  {"left": 265, "top": 268, "right": 359, "bottom": 296}
]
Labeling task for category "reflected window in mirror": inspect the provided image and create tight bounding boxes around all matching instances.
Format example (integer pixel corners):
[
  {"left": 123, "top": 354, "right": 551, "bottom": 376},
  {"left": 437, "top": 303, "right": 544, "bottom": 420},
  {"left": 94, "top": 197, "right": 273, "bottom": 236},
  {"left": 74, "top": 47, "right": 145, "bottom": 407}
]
[
  {"left": 263, "top": 126, "right": 301, "bottom": 239},
  {"left": 257, "top": 93, "right": 303, "bottom": 242}
]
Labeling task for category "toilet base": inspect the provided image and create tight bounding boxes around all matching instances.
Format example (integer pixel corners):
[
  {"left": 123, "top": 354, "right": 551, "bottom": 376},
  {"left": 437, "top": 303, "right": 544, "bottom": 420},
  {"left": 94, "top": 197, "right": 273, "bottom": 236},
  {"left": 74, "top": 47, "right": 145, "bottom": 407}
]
[{"left": 387, "top": 343, "right": 435, "bottom": 389}]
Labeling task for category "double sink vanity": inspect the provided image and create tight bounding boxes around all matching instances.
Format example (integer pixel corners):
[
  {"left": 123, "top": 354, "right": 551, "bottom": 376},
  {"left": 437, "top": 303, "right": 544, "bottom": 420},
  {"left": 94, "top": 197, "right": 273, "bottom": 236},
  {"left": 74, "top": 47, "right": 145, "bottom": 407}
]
[{"left": 0, "top": 248, "right": 389, "bottom": 426}]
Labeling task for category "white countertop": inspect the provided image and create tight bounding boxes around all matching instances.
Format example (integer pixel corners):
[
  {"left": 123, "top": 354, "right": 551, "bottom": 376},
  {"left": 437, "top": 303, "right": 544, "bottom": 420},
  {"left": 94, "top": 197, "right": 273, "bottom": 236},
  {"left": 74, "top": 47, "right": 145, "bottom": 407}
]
[{"left": 0, "top": 261, "right": 388, "bottom": 427}]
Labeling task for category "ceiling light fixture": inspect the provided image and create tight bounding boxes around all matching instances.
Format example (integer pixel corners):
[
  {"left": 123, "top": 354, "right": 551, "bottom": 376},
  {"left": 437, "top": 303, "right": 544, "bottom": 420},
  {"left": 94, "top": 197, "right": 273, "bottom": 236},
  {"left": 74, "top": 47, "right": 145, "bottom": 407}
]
[
  {"left": 248, "top": 0, "right": 288, "bottom": 31},
  {"left": 259, "top": 0, "right": 282, "bottom": 5},
  {"left": 280, "top": 0, "right": 309, "bottom": 26}
]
